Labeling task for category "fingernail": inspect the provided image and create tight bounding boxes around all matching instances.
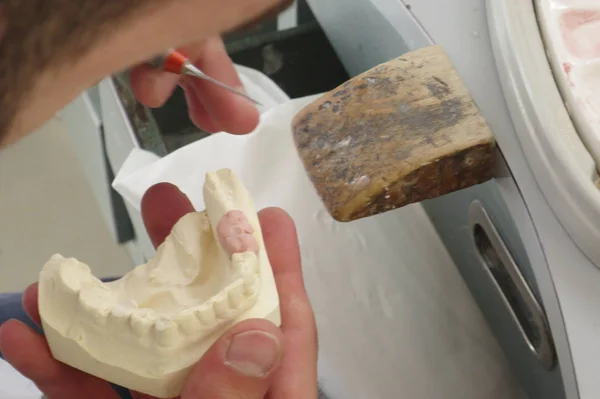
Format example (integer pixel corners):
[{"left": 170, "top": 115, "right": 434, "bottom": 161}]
[{"left": 225, "top": 331, "right": 281, "bottom": 377}]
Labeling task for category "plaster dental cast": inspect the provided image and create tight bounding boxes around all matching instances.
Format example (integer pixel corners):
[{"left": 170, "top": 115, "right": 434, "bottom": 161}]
[{"left": 39, "top": 170, "right": 280, "bottom": 398}]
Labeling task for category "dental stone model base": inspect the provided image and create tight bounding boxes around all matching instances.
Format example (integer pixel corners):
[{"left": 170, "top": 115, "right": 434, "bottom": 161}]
[{"left": 38, "top": 169, "right": 280, "bottom": 398}]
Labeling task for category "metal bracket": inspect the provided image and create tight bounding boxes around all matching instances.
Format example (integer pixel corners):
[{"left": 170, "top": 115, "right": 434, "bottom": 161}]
[{"left": 469, "top": 200, "right": 556, "bottom": 370}]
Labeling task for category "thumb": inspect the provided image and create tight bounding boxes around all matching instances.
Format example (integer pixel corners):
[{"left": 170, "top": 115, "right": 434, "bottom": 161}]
[{"left": 182, "top": 319, "right": 284, "bottom": 399}]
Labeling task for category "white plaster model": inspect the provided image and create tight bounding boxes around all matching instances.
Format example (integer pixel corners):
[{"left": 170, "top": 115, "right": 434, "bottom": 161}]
[{"left": 38, "top": 169, "right": 281, "bottom": 398}]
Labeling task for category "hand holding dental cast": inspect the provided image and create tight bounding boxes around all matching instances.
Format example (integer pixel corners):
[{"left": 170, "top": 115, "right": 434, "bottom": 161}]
[{"left": 38, "top": 170, "right": 280, "bottom": 398}]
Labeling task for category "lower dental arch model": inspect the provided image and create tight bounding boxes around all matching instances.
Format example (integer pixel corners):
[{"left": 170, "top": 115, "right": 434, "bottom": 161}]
[{"left": 38, "top": 169, "right": 280, "bottom": 398}]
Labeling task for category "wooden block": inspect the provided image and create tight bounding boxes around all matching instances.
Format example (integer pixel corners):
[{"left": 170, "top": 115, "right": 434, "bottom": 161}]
[{"left": 292, "top": 45, "right": 496, "bottom": 222}]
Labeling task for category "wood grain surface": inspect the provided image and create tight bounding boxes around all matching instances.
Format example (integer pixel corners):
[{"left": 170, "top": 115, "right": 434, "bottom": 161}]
[{"left": 292, "top": 45, "right": 496, "bottom": 222}]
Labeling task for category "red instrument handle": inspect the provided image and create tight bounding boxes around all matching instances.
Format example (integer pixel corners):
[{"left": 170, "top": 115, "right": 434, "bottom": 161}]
[
  {"left": 162, "top": 50, "right": 188, "bottom": 74},
  {"left": 149, "top": 50, "right": 188, "bottom": 74}
]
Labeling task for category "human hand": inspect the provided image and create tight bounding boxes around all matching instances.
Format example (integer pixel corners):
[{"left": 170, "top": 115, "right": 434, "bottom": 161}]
[
  {"left": 1, "top": 0, "right": 294, "bottom": 144},
  {"left": 129, "top": 38, "right": 260, "bottom": 135},
  {"left": 0, "top": 184, "right": 318, "bottom": 399}
]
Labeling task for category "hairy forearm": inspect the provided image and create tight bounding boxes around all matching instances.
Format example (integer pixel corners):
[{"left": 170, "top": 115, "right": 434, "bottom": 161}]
[{"left": 0, "top": 0, "right": 290, "bottom": 146}]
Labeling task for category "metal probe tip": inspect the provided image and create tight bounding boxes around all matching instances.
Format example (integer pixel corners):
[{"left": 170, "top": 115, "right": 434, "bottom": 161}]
[{"left": 183, "top": 64, "right": 263, "bottom": 107}]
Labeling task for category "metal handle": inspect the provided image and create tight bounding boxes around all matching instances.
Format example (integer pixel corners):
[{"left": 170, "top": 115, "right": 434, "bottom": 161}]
[{"left": 468, "top": 200, "right": 556, "bottom": 370}]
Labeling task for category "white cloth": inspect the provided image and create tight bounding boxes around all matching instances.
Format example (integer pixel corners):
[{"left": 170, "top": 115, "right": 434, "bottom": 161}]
[{"left": 0, "top": 359, "right": 42, "bottom": 399}]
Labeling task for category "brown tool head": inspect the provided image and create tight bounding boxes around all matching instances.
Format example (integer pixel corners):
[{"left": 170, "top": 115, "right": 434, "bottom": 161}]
[{"left": 292, "top": 45, "right": 496, "bottom": 222}]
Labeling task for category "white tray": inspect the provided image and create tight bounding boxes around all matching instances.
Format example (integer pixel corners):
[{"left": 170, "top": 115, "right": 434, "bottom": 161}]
[{"left": 537, "top": 0, "right": 600, "bottom": 167}]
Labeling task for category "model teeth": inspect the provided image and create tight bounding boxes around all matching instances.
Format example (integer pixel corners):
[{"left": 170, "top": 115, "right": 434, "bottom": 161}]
[
  {"left": 232, "top": 253, "right": 260, "bottom": 296},
  {"left": 60, "top": 225, "right": 262, "bottom": 335},
  {"left": 130, "top": 309, "right": 155, "bottom": 337},
  {"left": 244, "top": 276, "right": 257, "bottom": 295},
  {"left": 195, "top": 303, "right": 216, "bottom": 325},
  {"left": 109, "top": 305, "right": 133, "bottom": 328},
  {"left": 213, "top": 292, "right": 230, "bottom": 318},
  {"left": 174, "top": 309, "right": 203, "bottom": 335},
  {"left": 57, "top": 258, "right": 92, "bottom": 294},
  {"left": 78, "top": 286, "right": 114, "bottom": 325},
  {"left": 154, "top": 318, "right": 179, "bottom": 347},
  {"left": 227, "top": 280, "right": 245, "bottom": 308}
]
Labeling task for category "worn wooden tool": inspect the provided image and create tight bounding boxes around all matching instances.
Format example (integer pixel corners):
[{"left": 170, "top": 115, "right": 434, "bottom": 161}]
[{"left": 292, "top": 45, "right": 496, "bottom": 222}]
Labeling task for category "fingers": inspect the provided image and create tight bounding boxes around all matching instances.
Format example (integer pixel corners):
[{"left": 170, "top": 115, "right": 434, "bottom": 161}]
[
  {"left": 184, "top": 37, "right": 259, "bottom": 135},
  {"left": 179, "top": 78, "right": 221, "bottom": 134},
  {"left": 22, "top": 282, "right": 41, "bottom": 326},
  {"left": 141, "top": 183, "right": 195, "bottom": 248},
  {"left": 11, "top": 184, "right": 191, "bottom": 399},
  {"left": 258, "top": 208, "right": 319, "bottom": 398},
  {"left": 181, "top": 319, "right": 284, "bottom": 399},
  {"left": 128, "top": 64, "right": 180, "bottom": 108},
  {"left": 130, "top": 37, "right": 259, "bottom": 135},
  {"left": 0, "top": 320, "right": 119, "bottom": 399}
]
